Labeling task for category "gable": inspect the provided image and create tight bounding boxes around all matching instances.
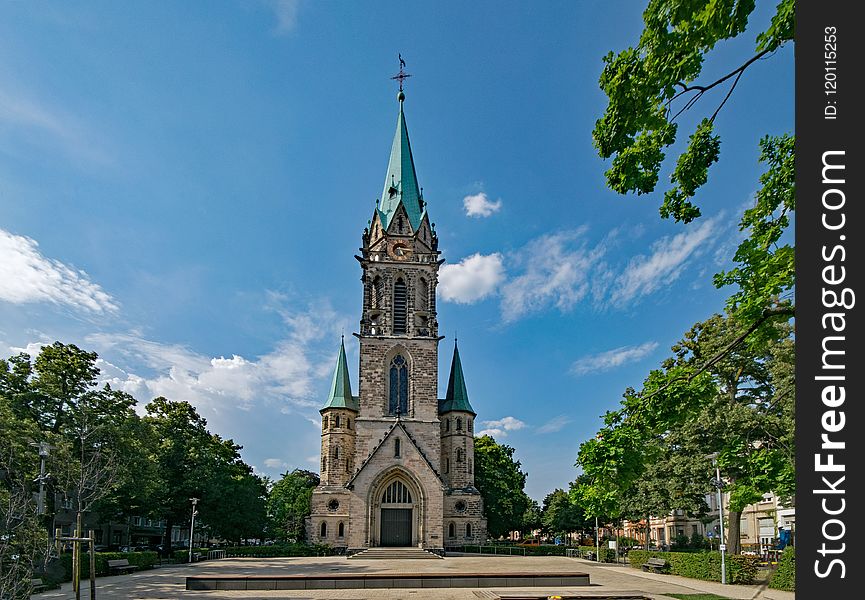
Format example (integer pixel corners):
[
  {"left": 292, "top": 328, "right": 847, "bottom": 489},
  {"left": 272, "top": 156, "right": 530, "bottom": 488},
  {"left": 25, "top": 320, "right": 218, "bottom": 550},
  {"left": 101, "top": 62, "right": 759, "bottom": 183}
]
[{"left": 346, "top": 420, "right": 444, "bottom": 490}]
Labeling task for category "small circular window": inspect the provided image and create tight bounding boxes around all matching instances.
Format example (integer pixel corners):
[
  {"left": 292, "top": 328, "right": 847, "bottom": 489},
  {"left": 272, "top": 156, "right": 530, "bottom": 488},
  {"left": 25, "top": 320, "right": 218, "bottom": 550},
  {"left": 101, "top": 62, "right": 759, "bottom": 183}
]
[
  {"left": 327, "top": 499, "right": 340, "bottom": 511},
  {"left": 454, "top": 500, "right": 467, "bottom": 513}
]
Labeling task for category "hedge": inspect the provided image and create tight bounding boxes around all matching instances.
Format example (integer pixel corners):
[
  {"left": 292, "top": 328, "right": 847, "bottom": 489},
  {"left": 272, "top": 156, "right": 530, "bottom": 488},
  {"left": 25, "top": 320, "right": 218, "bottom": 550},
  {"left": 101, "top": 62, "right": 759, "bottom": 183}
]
[
  {"left": 769, "top": 546, "right": 795, "bottom": 591},
  {"left": 45, "top": 551, "right": 158, "bottom": 585},
  {"left": 221, "top": 543, "right": 334, "bottom": 558},
  {"left": 172, "top": 547, "right": 211, "bottom": 563},
  {"left": 578, "top": 545, "right": 617, "bottom": 562},
  {"left": 627, "top": 549, "right": 760, "bottom": 584}
]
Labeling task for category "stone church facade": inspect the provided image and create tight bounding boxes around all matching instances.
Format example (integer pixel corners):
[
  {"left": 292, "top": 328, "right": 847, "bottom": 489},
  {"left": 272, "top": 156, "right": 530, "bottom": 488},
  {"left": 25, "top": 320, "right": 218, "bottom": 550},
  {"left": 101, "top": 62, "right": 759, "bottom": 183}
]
[{"left": 306, "top": 90, "right": 487, "bottom": 554}]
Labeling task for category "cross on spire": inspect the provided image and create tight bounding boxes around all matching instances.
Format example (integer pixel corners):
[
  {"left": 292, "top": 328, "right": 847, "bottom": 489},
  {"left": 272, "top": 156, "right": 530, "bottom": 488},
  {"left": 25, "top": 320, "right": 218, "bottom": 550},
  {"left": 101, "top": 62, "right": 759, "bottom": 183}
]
[{"left": 391, "top": 53, "right": 412, "bottom": 92}]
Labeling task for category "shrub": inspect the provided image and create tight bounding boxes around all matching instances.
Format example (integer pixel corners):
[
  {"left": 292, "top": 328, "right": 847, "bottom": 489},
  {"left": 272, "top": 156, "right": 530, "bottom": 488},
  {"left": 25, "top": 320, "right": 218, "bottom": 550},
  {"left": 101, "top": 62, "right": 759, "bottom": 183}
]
[
  {"left": 221, "top": 543, "right": 334, "bottom": 558},
  {"left": 578, "top": 545, "right": 617, "bottom": 562},
  {"left": 626, "top": 549, "right": 758, "bottom": 584},
  {"left": 47, "top": 551, "right": 158, "bottom": 584},
  {"left": 172, "top": 548, "right": 210, "bottom": 563},
  {"left": 769, "top": 546, "right": 795, "bottom": 591}
]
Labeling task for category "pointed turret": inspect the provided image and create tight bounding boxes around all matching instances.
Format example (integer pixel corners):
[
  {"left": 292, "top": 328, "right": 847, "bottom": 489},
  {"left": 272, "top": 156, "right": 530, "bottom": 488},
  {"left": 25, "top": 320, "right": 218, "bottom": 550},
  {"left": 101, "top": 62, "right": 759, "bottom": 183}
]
[
  {"left": 322, "top": 338, "right": 359, "bottom": 412},
  {"left": 440, "top": 341, "right": 476, "bottom": 415},
  {"left": 378, "top": 93, "right": 424, "bottom": 231}
]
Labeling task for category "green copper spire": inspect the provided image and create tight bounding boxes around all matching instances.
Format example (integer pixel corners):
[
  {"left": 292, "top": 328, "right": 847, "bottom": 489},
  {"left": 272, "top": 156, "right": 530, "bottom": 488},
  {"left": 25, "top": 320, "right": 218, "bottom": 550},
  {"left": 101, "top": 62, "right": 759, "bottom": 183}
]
[
  {"left": 379, "top": 95, "right": 424, "bottom": 231},
  {"left": 322, "top": 338, "right": 359, "bottom": 411},
  {"left": 440, "top": 340, "right": 476, "bottom": 415}
]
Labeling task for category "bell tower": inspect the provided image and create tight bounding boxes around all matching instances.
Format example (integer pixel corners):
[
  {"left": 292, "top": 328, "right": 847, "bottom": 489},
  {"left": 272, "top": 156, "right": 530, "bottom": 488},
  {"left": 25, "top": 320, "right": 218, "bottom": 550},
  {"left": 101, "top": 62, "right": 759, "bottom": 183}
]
[
  {"left": 356, "top": 89, "right": 442, "bottom": 426},
  {"left": 308, "top": 74, "right": 485, "bottom": 553}
]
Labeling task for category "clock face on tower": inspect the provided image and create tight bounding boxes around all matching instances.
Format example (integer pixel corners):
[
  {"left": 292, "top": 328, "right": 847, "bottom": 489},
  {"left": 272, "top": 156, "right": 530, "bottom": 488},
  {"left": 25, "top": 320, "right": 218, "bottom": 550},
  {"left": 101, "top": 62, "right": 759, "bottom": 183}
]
[{"left": 388, "top": 241, "right": 412, "bottom": 260}]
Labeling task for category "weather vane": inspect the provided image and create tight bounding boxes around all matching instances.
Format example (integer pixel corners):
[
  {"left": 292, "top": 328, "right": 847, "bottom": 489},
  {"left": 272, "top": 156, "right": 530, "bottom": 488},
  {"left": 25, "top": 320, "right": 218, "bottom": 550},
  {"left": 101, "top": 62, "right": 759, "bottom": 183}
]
[{"left": 391, "top": 53, "right": 412, "bottom": 92}]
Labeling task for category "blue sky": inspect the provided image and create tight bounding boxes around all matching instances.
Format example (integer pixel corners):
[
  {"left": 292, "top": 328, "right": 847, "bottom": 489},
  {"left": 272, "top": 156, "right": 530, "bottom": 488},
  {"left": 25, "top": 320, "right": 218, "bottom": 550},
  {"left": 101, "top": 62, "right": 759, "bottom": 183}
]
[{"left": 0, "top": 1, "right": 793, "bottom": 501}]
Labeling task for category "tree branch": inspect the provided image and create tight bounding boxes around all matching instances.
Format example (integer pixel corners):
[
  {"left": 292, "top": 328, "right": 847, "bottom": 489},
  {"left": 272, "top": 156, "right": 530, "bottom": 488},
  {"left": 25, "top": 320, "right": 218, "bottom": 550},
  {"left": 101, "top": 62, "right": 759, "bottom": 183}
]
[
  {"left": 638, "top": 306, "right": 794, "bottom": 402},
  {"left": 666, "top": 48, "right": 774, "bottom": 121}
]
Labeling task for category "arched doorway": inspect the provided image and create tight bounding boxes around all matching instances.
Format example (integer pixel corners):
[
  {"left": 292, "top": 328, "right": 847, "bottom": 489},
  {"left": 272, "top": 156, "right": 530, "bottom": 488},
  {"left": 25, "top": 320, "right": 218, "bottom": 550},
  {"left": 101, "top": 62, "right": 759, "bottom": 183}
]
[{"left": 379, "top": 480, "right": 413, "bottom": 546}]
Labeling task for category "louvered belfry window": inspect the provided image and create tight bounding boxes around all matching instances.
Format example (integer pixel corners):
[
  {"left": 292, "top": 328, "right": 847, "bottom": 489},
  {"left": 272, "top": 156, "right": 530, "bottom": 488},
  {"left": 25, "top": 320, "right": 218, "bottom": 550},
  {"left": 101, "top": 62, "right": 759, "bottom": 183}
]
[
  {"left": 382, "top": 480, "right": 412, "bottom": 504},
  {"left": 393, "top": 278, "right": 407, "bottom": 334}
]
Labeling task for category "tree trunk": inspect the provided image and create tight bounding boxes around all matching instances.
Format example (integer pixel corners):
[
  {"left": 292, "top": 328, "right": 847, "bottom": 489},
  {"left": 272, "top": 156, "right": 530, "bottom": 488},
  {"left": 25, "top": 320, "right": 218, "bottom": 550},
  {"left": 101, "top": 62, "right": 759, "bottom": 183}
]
[
  {"left": 164, "top": 519, "right": 173, "bottom": 558},
  {"left": 725, "top": 509, "right": 742, "bottom": 555}
]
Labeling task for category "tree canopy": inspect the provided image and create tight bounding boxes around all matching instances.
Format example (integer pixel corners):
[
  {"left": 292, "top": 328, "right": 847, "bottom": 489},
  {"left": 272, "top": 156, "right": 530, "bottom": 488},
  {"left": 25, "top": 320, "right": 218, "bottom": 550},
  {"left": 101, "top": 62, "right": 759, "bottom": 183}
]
[
  {"left": 575, "top": 311, "right": 794, "bottom": 554},
  {"left": 473, "top": 435, "right": 531, "bottom": 539},
  {"left": 267, "top": 469, "right": 320, "bottom": 542}
]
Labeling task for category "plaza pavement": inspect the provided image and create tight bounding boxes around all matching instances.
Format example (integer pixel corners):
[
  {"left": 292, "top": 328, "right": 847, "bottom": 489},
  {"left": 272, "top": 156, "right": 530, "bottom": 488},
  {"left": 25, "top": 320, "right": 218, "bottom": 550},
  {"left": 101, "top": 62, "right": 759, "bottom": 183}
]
[{"left": 35, "top": 554, "right": 796, "bottom": 600}]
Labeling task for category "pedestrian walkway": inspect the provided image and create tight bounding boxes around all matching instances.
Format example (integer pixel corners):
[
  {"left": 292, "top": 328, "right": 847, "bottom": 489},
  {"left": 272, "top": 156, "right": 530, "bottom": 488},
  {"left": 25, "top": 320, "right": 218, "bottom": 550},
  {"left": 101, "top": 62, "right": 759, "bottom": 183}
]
[{"left": 35, "top": 555, "right": 796, "bottom": 599}]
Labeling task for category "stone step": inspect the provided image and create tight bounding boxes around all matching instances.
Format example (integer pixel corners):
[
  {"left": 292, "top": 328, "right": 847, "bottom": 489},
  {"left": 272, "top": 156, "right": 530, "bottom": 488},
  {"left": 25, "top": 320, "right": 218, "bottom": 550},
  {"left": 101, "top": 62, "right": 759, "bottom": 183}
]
[{"left": 348, "top": 547, "right": 443, "bottom": 560}]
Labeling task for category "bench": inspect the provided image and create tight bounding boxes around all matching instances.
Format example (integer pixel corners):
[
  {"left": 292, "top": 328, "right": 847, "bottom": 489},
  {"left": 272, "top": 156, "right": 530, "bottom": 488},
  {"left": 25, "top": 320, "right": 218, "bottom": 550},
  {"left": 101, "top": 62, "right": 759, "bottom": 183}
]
[
  {"left": 642, "top": 557, "right": 670, "bottom": 573},
  {"left": 31, "top": 578, "right": 47, "bottom": 593},
  {"left": 107, "top": 559, "right": 140, "bottom": 575}
]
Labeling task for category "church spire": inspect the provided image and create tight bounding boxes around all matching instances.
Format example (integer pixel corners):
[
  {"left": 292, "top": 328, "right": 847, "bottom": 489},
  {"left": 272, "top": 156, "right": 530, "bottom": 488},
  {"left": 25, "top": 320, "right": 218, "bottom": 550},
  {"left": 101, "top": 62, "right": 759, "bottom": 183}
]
[
  {"left": 322, "top": 337, "right": 359, "bottom": 411},
  {"left": 440, "top": 340, "right": 475, "bottom": 415},
  {"left": 378, "top": 92, "right": 424, "bottom": 232}
]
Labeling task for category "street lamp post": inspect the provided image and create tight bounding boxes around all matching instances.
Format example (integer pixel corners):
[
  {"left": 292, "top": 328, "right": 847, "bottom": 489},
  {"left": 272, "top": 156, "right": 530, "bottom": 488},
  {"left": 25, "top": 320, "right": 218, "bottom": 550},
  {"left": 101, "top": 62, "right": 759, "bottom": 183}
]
[
  {"left": 707, "top": 453, "right": 727, "bottom": 585},
  {"left": 29, "top": 441, "right": 54, "bottom": 515},
  {"left": 189, "top": 498, "right": 199, "bottom": 564}
]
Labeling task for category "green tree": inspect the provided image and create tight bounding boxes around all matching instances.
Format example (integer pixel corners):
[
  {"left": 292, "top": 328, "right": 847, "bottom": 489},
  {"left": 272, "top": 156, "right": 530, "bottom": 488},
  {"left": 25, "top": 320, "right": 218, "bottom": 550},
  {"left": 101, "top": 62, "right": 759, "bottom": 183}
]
[
  {"left": 473, "top": 435, "right": 530, "bottom": 539},
  {"left": 143, "top": 397, "right": 263, "bottom": 550},
  {"left": 2, "top": 344, "right": 153, "bottom": 554},
  {"left": 520, "top": 498, "right": 543, "bottom": 538},
  {"left": 576, "top": 312, "right": 793, "bottom": 554},
  {"left": 143, "top": 397, "right": 215, "bottom": 553},
  {"left": 0, "top": 390, "right": 49, "bottom": 599},
  {"left": 541, "top": 488, "right": 586, "bottom": 539},
  {"left": 267, "top": 469, "right": 320, "bottom": 542},
  {"left": 202, "top": 454, "right": 268, "bottom": 545}
]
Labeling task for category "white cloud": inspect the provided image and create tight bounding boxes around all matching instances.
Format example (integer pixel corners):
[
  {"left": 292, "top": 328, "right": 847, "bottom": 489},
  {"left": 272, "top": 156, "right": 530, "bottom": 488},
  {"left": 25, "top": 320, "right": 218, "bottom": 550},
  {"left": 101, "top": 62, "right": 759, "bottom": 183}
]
[
  {"left": 86, "top": 301, "right": 348, "bottom": 421},
  {"left": 463, "top": 192, "right": 502, "bottom": 217},
  {"left": 500, "top": 229, "right": 606, "bottom": 322},
  {"left": 477, "top": 415, "right": 526, "bottom": 438},
  {"left": 0, "top": 228, "right": 118, "bottom": 313},
  {"left": 609, "top": 217, "right": 717, "bottom": 307},
  {"left": 270, "top": 0, "right": 300, "bottom": 34},
  {"left": 570, "top": 341, "right": 659, "bottom": 376},
  {"left": 0, "top": 88, "right": 111, "bottom": 166},
  {"left": 438, "top": 253, "right": 505, "bottom": 304},
  {"left": 263, "top": 458, "right": 288, "bottom": 469},
  {"left": 536, "top": 414, "right": 572, "bottom": 434}
]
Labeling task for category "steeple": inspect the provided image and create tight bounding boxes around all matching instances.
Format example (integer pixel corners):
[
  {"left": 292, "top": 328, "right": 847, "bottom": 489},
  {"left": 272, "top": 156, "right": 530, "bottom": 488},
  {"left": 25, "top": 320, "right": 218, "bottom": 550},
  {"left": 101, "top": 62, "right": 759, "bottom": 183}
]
[
  {"left": 322, "top": 338, "right": 359, "bottom": 411},
  {"left": 440, "top": 340, "right": 475, "bottom": 415},
  {"left": 378, "top": 94, "right": 424, "bottom": 232}
]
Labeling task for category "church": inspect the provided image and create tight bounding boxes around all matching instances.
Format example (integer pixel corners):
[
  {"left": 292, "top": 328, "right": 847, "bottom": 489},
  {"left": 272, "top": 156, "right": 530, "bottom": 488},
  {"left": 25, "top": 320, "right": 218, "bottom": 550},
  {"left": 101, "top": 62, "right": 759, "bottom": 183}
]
[{"left": 306, "top": 85, "right": 487, "bottom": 554}]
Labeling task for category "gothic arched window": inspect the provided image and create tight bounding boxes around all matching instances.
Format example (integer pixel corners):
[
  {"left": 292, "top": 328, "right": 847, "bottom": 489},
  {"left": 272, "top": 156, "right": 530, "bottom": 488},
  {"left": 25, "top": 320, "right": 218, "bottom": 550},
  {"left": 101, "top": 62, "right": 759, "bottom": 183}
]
[
  {"left": 338, "top": 522, "right": 345, "bottom": 537},
  {"left": 335, "top": 415, "right": 341, "bottom": 428},
  {"left": 393, "top": 278, "right": 407, "bottom": 334},
  {"left": 388, "top": 355, "right": 409, "bottom": 415},
  {"left": 456, "top": 448, "right": 463, "bottom": 463},
  {"left": 382, "top": 480, "right": 412, "bottom": 504},
  {"left": 456, "top": 417, "right": 463, "bottom": 431},
  {"left": 448, "top": 523, "right": 455, "bottom": 538},
  {"left": 445, "top": 419, "right": 450, "bottom": 432},
  {"left": 320, "top": 522, "right": 327, "bottom": 538},
  {"left": 394, "top": 438, "right": 401, "bottom": 458},
  {"left": 334, "top": 446, "right": 339, "bottom": 460},
  {"left": 466, "top": 523, "right": 472, "bottom": 538}
]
